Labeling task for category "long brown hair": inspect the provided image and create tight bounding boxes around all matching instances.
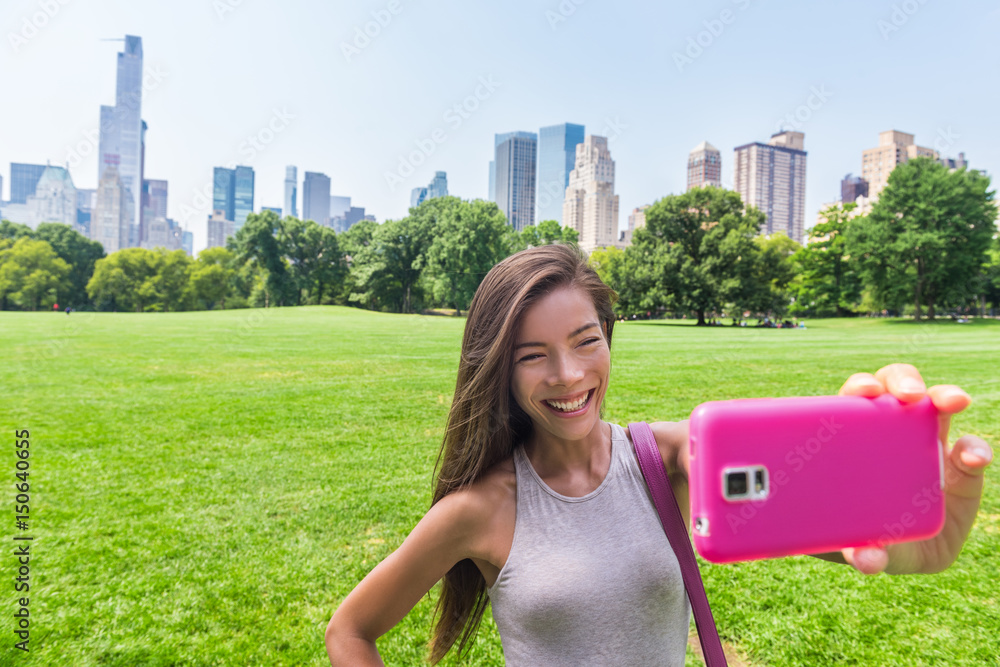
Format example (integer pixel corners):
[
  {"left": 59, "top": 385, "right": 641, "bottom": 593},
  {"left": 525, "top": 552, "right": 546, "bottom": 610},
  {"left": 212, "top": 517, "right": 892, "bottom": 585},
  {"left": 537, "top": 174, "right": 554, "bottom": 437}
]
[{"left": 428, "top": 243, "right": 618, "bottom": 663}]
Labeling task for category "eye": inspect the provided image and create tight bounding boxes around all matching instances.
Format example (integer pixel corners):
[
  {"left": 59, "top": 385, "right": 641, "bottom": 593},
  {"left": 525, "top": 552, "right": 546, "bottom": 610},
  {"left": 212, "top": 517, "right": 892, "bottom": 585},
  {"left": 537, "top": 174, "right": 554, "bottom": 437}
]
[
  {"left": 518, "top": 353, "right": 542, "bottom": 363},
  {"left": 579, "top": 337, "right": 600, "bottom": 347}
]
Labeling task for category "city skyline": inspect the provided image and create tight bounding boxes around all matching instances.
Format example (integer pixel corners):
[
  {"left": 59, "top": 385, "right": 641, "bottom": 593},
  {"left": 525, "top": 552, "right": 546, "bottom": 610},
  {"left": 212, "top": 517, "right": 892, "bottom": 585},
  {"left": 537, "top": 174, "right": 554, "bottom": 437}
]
[{"left": 2, "top": 0, "right": 997, "bottom": 254}]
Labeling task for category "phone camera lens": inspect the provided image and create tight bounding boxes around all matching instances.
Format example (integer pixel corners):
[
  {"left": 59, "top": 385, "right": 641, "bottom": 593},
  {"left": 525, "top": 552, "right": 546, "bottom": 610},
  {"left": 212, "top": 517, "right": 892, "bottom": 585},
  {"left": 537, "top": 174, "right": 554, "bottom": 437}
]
[{"left": 727, "top": 471, "right": 748, "bottom": 496}]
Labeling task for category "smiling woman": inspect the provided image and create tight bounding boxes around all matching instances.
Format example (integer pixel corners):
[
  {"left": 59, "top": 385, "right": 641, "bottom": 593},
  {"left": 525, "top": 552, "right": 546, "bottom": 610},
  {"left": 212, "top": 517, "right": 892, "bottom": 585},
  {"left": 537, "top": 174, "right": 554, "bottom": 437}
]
[{"left": 324, "top": 243, "right": 993, "bottom": 667}]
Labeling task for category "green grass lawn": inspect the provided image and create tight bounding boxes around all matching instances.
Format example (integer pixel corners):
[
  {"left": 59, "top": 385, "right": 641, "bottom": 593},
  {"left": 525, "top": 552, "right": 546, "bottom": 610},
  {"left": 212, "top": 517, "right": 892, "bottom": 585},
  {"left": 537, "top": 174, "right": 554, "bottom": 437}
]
[{"left": 2, "top": 307, "right": 998, "bottom": 666}]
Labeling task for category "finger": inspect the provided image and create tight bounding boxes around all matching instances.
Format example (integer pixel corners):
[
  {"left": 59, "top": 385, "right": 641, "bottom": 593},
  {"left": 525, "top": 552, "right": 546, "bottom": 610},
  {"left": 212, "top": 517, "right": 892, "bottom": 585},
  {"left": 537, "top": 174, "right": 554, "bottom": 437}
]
[
  {"left": 842, "top": 546, "right": 888, "bottom": 575},
  {"left": 950, "top": 435, "right": 993, "bottom": 480},
  {"left": 875, "top": 363, "right": 926, "bottom": 403},
  {"left": 926, "top": 384, "right": 971, "bottom": 415},
  {"left": 838, "top": 372, "right": 884, "bottom": 397}
]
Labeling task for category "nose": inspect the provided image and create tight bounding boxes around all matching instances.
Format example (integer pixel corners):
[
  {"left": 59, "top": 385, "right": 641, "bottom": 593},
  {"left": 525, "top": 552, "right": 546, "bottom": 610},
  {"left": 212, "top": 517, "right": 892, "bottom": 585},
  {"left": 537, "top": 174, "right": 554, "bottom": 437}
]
[{"left": 550, "top": 350, "right": 585, "bottom": 387}]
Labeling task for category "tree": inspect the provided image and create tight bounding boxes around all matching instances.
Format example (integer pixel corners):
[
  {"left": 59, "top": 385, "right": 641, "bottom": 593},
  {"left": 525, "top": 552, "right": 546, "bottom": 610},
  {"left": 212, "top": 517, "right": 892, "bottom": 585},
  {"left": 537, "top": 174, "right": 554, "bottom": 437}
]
[
  {"left": 743, "top": 233, "right": 800, "bottom": 317},
  {"left": 228, "top": 210, "right": 293, "bottom": 307},
  {"left": 511, "top": 219, "right": 579, "bottom": 253},
  {"left": 34, "top": 223, "right": 106, "bottom": 309},
  {"left": 0, "top": 220, "right": 34, "bottom": 242},
  {"left": 0, "top": 238, "right": 71, "bottom": 310},
  {"left": 349, "top": 213, "right": 434, "bottom": 313},
  {"left": 154, "top": 249, "right": 195, "bottom": 312},
  {"left": 587, "top": 245, "right": 657, "bottom": 317},
  {"left": 790, "top": 203, "right": 862, "bottom": 317},
  {"left": 422, "top": 198, "right": 511, "bottom": 314},
  {"left": 189, "top": 247, "right": 237, "bottom": 310},
  {"left": 279, "top": 217, "right": 345, "bottom": 305},
  {"left": 87, "top": 248, "right": 161, "bottom": 312},
  {"left": 633, "top": 186, "right": 766, "bottom": 325},
  {"left": 847, "top": 158, "right": 995, "bottom": 319}
]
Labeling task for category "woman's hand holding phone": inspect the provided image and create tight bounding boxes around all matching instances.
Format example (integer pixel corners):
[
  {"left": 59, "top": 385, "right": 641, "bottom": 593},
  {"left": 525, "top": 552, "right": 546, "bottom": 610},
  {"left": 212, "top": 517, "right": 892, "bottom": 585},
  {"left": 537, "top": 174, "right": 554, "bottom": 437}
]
[{"left": 836, "top": 363, "right": 993, "bottom": 575}]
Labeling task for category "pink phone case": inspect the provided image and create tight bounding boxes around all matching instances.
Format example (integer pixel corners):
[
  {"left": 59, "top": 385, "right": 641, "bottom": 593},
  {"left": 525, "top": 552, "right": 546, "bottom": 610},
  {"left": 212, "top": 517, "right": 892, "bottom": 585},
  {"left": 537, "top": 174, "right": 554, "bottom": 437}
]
[{"left": 688, "top": 393, "right": 945, "bottom": 563}]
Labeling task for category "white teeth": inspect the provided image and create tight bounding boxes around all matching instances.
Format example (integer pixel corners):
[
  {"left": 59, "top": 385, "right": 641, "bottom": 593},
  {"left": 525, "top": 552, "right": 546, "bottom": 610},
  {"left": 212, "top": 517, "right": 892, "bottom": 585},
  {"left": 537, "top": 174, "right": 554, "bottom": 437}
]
[{"left": 546, "top": 392, "right": 589, "bottom": 412}]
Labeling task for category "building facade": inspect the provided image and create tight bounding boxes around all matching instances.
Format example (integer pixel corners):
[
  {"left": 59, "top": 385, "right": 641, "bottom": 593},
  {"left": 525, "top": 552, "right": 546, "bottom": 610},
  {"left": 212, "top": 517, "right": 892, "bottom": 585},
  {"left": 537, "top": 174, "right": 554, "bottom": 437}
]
[
  {"left": 25, "top": 166, "right": 78, "bottom": 230},
  {"left": 840, "top": 173, "right": 868, "bottom": 203},
  {"left": 92, "top": 166, "right": 129, "bottom": 254},
  {"left": 495, "top": 131, "right": 537, "bottom": 231},
  {"left": 427, "top": 171, "right": 448, "bottom": 200},
  {"left": 10, "top": 163, "right": 47, "bottom": 204},
  {"left": 624, "top": 205, "right": 650, "bottom": 245},
  {"left": 98, "top": 35, "right": 145, "bottom": 240},
  {"left": 206, "top": 209, "right": 235, "bottom": 249},
  {"left": 302, "top": 172, "right": 331, "bottom": 225},
  {"left": 410, "top": 187, "right": 427, "bottom": 209},
  {"left": 861, "top": 130, "right": 937, "bottom": 199},
  {"left": 733, "top": 131, "right": 807, "bottom": 243},
  {"left": 687, "top": 141, "right": 722, "bottom": 190},
  {"left": 284, "top": 165, "right": 298, "bottom": 219},
  {"left": 233, "top": 165, "right": 254, "bottom": 231},
  {"left": 537, "top": 123, "right": 585, "bottom": 224},
  {"left": 562, "top": 135, "right": 620, "bottom": 253}
]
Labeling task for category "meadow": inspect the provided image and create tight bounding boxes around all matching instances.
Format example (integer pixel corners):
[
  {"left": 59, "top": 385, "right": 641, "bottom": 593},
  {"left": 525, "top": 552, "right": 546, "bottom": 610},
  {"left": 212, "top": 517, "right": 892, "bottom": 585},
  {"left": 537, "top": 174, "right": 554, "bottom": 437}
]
[{"left": 2, "top": 307, "right": 998, "bottom": 666}]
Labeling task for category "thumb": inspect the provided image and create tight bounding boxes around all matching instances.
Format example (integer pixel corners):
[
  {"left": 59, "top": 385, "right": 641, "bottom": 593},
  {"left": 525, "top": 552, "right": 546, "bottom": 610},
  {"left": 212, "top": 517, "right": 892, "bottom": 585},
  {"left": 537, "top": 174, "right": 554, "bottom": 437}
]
[{"left": 842, "top": 546, "right": 888, "bottom": 575}]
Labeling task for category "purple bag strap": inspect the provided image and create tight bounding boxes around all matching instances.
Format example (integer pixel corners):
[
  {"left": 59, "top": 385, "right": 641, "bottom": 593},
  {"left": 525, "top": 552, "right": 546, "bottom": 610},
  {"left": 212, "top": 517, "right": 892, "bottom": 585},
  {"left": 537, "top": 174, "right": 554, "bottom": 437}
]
[{"left": 629, "top": 421, "right": 728, "bottom": 667}]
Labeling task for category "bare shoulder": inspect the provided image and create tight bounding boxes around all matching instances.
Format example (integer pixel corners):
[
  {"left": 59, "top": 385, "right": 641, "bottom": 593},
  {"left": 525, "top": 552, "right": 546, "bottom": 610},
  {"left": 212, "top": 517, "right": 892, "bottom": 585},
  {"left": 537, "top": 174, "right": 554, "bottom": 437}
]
[{"left": 427, "top": 457, "right": 516, "bottom": 564}]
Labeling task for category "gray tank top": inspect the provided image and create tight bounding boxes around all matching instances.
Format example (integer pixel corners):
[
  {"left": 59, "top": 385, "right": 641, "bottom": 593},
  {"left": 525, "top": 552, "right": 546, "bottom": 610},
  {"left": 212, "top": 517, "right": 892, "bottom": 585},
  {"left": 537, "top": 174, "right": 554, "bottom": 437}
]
[{"left": 488, "top": 422, "right": 691, "bottom": 666}]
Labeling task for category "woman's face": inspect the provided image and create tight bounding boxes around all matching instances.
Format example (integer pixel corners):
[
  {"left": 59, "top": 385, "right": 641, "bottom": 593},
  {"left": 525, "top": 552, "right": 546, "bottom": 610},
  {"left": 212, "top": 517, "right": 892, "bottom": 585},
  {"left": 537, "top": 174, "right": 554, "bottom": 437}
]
[{"left": 510, "top": 285, "right": 611, "bottom": 442}]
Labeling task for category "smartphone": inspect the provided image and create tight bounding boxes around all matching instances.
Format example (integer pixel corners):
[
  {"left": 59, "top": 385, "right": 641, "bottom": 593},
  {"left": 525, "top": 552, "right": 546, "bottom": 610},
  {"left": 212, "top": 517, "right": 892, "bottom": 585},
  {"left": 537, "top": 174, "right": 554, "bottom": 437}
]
[{"left": 687, "top": 393, "right": 945, "bottom": 564}]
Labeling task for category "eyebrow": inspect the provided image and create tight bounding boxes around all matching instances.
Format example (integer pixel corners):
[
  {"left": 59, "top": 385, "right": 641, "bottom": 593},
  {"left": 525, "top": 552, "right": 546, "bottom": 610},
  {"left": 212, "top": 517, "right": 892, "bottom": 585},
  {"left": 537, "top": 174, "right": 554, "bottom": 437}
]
[{"left": 514, "top": 322, "right": 600, "bottom": 350}]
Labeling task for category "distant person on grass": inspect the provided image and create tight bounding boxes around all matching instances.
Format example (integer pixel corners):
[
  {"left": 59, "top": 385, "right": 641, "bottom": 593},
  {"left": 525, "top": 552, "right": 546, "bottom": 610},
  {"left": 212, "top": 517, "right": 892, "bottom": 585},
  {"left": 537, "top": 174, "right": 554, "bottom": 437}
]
[{"left": 325, "top": 244, "right": 993, "bottom": 666}]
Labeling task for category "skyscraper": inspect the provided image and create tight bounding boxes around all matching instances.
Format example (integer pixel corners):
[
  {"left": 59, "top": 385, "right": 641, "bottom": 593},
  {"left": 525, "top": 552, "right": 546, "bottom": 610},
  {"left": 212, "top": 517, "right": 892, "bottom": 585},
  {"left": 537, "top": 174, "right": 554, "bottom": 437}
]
[
  {"left": 10, "top": 163, "right": 47, "bottom": 204},
  {"left": 733, "top": 131, "right": 807, "bottom": 242},
  {"left": 861, "top": 130, "right": 937, "bottom": 199},
  {"left": 687, "top": 141, "right": 722, "bottom": 190},
  {"left": 211, "top": 166, "right": 254, "bottom": 231},
  {"left": 206, "top": 209, "right": 235, "bottom": 249},
  {"left": 427, "top": 171, "right": 448, "bottom": 199},
  {"left": 284, "top": 166, "right": 298, "bottom": 219},
  {"left": 92, "top": 166, "right": 129, "bottom": 254},
  {"left": 495, "top": 131, "right": 537, "bottom": 231},
  {"left": 537, "top": 123, "right": 585, "bottom": 223},
  {"left": 841, "top": 174, "right": 868, "bottom": 203},
  {"left": 141, "top": 178, "right": 168, "bottom": 243},
  {"left": 624, "top": 205, "right": 650, "bottom": 245},
  {"left": 233, "top": 165, "right": 254, "bottom": 231},
  {"left": 212, "top": 168, "right": 235, "bottom": 222},
  {"left": 562, "top": 135, "right": 620, "bottom": 253},
  {"left": 410, "top": 187, "right": 427, "bottom": 209},
  {"left": 98, "top": 35, "right": 145, "bottom": 241},
  {"left": 302, "top": 172, "right": 331, "bottom": 225}
]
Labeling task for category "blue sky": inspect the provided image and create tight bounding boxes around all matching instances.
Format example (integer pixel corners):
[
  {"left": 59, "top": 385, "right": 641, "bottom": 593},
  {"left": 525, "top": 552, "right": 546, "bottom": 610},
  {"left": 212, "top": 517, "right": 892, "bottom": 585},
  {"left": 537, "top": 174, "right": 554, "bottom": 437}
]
[{"left": 2, "top": 0, "right": 998, "bottom": 253}]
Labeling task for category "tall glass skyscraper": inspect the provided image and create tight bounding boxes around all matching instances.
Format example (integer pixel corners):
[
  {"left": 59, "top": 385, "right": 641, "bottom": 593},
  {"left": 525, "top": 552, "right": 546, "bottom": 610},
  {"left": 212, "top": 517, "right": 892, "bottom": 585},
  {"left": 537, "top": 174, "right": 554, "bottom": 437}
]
[
  {"left": 284, "top": 166, "right": 298, "bottom": 219},
  {"left": 213, "top": 168, "right": 235, "bottom": 221},
  {"left": 98, "top": 35, "right": 144, "bottom": 234},
  {"left": 233, "top": 166, "right": 254, "bottom": 231},
  {"left": 10, "top": 163, "right": 47, "bottom": 204},
  {"left": 211, "top": 166, "right": 254, "bottom": 230},
  {"left": 537, "top": 123, "right": 584, "bottom": 224},
  {"left": 427, "top": 171, "right": 448, "bottom": 200},
  {"left": 495, "top": 132, "right": 537, "bottom": 231}
]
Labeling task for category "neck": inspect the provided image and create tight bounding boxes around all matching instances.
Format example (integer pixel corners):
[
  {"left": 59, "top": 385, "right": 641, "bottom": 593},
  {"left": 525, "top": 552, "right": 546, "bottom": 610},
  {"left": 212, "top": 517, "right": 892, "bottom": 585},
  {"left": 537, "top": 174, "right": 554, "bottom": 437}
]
[{"left": 523, "top": 419, "right": 611, "bottom": 478}]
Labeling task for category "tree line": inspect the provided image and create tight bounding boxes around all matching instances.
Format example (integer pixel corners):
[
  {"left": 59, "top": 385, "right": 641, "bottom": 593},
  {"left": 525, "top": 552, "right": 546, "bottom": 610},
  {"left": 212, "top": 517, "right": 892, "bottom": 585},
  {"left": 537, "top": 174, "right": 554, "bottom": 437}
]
[{"left": 2, "top": 158, "right": 997, "bottom": 321}]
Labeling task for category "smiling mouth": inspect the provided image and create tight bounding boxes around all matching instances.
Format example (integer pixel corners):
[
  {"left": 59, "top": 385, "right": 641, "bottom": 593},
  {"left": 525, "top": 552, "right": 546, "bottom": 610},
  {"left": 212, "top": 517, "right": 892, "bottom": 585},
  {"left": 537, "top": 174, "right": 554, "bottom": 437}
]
[{"left": 543, "top": 389, "right": 594, "bottom": 413}]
